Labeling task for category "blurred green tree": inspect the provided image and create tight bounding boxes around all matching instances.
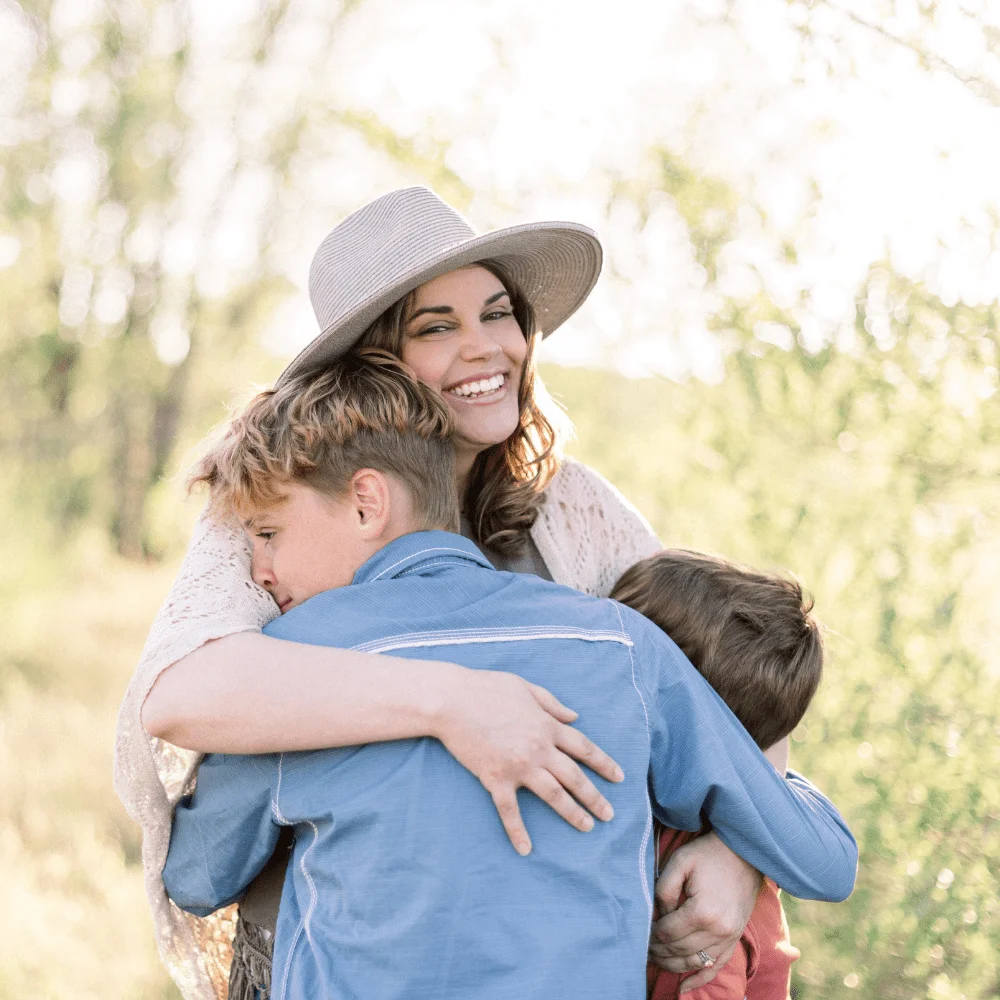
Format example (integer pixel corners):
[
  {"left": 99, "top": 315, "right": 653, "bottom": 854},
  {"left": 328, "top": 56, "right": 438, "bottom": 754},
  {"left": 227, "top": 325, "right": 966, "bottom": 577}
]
[
  {"left": 558, "top": 147, "right": 1000, "bottom": 999},
  {"left": 2, "top": 3, "right": 998, "bottom": 999},
  {"left": 0, "top": 0, "right": 467, "bottom": 559},
  {"left": 800, "top": 0, "right": 1000, "bottom": 110}
]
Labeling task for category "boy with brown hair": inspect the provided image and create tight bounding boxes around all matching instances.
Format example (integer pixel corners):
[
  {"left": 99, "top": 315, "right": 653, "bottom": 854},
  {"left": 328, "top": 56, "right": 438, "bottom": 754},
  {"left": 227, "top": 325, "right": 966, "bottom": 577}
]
[
  {"left": 162, "top": 349, "right": 855, "bottom": 1000},
  {"left": 612, "top": 550, "right": 824, "bottom": 1000}
]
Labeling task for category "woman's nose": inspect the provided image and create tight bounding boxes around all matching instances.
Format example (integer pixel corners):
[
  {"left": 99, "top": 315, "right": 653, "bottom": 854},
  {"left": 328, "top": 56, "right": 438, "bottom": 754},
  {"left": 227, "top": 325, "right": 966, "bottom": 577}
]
[{"left": 460, "top": 323, "right": 503, "bottom": 362}]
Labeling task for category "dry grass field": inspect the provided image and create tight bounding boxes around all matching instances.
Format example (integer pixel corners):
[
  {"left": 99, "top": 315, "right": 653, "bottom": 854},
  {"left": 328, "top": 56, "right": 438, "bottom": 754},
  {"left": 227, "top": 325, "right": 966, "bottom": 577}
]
[{"left": 0, "top": 544, "right": 183, "bottom": 999}]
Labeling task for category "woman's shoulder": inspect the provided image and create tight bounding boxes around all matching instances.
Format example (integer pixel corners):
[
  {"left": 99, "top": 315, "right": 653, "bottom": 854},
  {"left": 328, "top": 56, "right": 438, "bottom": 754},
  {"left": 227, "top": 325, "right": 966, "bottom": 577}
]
[
  {"left": 545, "top": 456, "right": 642, "bottom": 509},
  {"left": 532, "top": 456, "right": 662, "bottom": 597},
  {"left": 543, "top": 456, "right": 661, "bottom": 539}
]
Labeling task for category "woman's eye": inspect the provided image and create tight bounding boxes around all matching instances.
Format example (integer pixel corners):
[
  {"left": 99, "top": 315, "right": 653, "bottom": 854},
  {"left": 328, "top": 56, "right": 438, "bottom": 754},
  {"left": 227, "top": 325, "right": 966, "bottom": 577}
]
[
  {"left": 256, "top": 530, "right": 275, "bottom": 541},
  {"left": 412, "top": 323, "right": 451, "bottom": 336},
  {"left": 483, "top": 310, "right": 513, "bottom": 322}
]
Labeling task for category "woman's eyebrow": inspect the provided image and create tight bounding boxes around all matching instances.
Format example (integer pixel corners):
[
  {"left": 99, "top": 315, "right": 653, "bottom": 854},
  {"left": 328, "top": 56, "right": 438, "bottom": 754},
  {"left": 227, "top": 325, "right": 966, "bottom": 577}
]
[
  {"left": 407, "top": 304, "right": 453, "bottom": 322},
  {"left": 406, "top": 290, "right": 510, "bottom": 324}
]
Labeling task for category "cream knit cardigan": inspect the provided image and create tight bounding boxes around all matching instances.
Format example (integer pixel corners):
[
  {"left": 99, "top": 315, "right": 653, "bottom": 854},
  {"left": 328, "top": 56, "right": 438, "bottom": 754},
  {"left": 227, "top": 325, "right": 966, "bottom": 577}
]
[{"left": 113, "top": 457, "right": 661, "bottom": 1000}]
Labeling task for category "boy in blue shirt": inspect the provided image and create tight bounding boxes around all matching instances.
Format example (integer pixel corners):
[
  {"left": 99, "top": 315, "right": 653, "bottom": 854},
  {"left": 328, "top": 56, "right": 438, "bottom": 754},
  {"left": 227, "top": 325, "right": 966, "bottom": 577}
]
[{"left": 163, "top": 349, "right": 856, "bottom": 1000}]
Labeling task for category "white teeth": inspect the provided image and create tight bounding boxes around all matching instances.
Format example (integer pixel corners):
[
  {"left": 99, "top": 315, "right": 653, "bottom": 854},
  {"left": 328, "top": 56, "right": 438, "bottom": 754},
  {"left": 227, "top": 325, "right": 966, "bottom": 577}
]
[{"left": 450, "top": 374, "right": 505, "bottom": 398}]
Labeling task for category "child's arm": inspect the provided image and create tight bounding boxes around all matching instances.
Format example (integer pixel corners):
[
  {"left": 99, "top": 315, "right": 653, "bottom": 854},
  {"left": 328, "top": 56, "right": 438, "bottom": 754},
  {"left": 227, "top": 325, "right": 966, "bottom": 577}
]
[
  {"left": 127, "top": 510, "right": 622, "bottom": 859},
  {"left": 684, "top": 946, "right": 751, "bottom": 1000},
  {"left": 632, "top": 613, "right": 857, "bottom": 903},
  {"left": 649, "top": 944, "right": 751, "bottom": 1000},
  {"left": 162, "top": 752, "right": 282, "bottom": 917},
  {"left": 648, "top": 830, "right": 755, "bottom": 1000}
]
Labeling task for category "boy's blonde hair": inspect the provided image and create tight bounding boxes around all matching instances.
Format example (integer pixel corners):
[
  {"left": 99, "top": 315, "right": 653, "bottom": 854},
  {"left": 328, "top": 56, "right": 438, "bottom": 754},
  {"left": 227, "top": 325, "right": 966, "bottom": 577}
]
[
  {"left": 611, "top": 549, "right": 823, "bottom": 750},
  {"left": 190, "top": 348, "right": 459, "bottom": 531}
]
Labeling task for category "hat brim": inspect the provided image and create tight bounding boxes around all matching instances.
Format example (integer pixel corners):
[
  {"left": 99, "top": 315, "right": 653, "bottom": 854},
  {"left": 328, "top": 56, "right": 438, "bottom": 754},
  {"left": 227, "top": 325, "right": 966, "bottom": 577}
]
[{"left": 275, "top": 221, "right": 602, "bottom": 387}]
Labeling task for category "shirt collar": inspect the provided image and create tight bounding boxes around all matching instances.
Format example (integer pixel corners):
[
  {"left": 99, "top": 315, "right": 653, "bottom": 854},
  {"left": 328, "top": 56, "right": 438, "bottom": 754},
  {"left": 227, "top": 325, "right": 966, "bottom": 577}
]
[{"left": 351, "top": 530, "right": 495, "bottom": 586}]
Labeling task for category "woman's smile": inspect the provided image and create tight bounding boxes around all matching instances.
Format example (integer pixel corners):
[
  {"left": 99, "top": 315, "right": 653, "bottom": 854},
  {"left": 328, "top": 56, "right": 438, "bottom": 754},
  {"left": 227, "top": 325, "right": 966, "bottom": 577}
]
[
  {"left": 401, "top": 266, "right": 527, "bottom": 481},
  {"left": 444, "top": 371, "right": 509, "bottom": 401}
]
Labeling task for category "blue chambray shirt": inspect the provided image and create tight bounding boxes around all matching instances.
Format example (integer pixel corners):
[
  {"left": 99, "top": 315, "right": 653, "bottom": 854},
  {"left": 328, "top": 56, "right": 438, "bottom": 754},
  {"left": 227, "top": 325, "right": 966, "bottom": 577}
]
[{"left": 163, "top": 531, "right": 857, "bottom": 1000}]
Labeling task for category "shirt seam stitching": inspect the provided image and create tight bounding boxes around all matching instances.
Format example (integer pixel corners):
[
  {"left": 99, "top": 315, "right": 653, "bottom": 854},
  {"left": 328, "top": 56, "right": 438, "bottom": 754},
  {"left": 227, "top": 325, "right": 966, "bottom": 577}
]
[
  {"left": 613, "top": 601, "right": 653, "bottom": 920},
  {"left": 366, "top": 546, "right": 491, "bottom": 582},
  {"left": 352, "top": 626, "right": 635, "bottom": 655},
  {"left": 273, "top": 756, "right": 317, "bottom": 1000}
]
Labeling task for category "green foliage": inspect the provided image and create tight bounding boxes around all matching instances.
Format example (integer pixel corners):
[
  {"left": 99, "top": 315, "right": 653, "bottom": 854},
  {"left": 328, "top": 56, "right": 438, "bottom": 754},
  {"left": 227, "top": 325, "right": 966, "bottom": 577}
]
[
  {"left": 1, "top": 0, "right": 451, "bottom": 560},
  {"left": 4, "top": 4, "right": 999, "bottom": 999},
  {"left": 612, "top": 147, "right": 742, "bottom": 283},
  {"left": 545, "top": 270, "right": 1000, "bottom": 1000},
  {"left": 6, "top": 290, "right": 994, "bottom": 996}
]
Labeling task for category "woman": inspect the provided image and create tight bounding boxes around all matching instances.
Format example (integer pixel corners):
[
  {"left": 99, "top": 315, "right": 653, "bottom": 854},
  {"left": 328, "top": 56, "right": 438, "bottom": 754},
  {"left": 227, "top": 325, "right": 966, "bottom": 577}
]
[{"left": 115, "top": 187, "right": 764, "bottom": 1000}]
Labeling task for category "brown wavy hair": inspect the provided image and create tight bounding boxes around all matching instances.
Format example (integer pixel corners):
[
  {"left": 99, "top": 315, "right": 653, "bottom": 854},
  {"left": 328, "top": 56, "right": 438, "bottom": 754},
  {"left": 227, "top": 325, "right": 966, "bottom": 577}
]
[
  {"left": 611, "top": 549, "right": 824, "bottom": 750},
  {"left": 356, "top": 259, "right": 567, "bottom": 554}
]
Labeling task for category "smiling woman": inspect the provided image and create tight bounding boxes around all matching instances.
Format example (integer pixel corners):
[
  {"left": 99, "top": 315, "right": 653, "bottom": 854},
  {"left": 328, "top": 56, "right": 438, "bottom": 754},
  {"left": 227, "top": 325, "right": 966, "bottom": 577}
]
[
  {"left": 115, "top": 186, "right": 767, "bottom": 1000},
  {"left": 359, "top": 260, "right": 561, "bottom": 553},
  {"left": 373, "top": 266, "right": 527, "bottom": 475}
]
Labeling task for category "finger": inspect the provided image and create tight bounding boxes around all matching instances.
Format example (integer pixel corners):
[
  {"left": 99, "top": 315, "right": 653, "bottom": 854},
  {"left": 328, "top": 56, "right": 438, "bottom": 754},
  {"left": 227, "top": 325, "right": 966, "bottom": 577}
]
[
  {"left": 679, "top": 967, "right": 719, "bottom": 993},
  {"left": 679, "top": 943, "right": 736, "bottom": 993},
  {"left": 646, "top": 943, "right": 691, "bottom": 972},
  {"left": 653, "top": 858, "right": 690, "bottom": 916},
  {"left": 649, "top": 944, "right": 703, "bottom": 969},
  {"left": 545, "top": 752, "right": 615, "bottom": 822},
  {"left": 555, "top": 725, "right": 625, "bottom": 784},
  {"left": 527, "top": 682, "right": 578, "bottom": 723},
  {"left": 652, "top": 900, "right": 742, "bottom": 955},
  {"left": 525, "top": 770, "right": 596, "bottom": 833},
  {"left": 652, "top": 922, "right": 740, "bottom": 958},
  {"left": 489, "top": 787, "right": 532, "bottom": 856}
]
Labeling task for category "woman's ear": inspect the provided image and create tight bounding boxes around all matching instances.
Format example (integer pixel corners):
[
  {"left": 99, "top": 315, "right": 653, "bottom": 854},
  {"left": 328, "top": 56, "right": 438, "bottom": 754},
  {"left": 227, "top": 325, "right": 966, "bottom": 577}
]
[{"left": 350, "top": 469, "right": 392, "bottom": 537}]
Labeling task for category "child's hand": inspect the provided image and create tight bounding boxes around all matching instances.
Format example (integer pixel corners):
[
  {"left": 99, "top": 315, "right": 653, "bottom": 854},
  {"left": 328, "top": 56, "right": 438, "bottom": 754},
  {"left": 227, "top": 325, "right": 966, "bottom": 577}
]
[
  {"left": 432, "top": 667, "right": 624, "bottom": 855},
  {"left": 648, "top": 832, "right": 761, "bottom": 991}
]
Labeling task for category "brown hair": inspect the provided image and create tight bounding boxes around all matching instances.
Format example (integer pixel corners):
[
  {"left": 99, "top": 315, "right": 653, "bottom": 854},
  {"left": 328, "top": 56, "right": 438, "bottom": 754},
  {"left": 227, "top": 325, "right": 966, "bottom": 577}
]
[
  {"left": 189, "top": 348, "right": 459, "bottom": 532},
  {"left": 611, "top": 549, "right": 823, "bottom": 749},
  {"left": 356, "top": 259, "right": 566, "bottom": 554}
]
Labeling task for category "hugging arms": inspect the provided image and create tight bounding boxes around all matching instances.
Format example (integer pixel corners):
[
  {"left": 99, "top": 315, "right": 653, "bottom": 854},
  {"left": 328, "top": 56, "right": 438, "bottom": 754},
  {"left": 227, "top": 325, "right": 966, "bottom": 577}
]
[{"left": 114, "top": 186, "right": 853, "bottom": 999}]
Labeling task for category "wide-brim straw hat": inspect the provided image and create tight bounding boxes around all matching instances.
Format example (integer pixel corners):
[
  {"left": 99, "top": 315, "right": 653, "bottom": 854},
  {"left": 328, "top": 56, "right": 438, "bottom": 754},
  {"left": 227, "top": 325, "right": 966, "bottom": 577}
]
[{"left": 275, "top": 186, "right": 602, "bottom": 387}]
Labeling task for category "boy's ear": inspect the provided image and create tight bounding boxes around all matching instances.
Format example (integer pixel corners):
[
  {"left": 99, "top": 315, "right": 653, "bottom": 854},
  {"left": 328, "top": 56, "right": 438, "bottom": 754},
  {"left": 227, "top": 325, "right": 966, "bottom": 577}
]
[{"left": 350, "top": 469, "right": 391, "bottom": 535}]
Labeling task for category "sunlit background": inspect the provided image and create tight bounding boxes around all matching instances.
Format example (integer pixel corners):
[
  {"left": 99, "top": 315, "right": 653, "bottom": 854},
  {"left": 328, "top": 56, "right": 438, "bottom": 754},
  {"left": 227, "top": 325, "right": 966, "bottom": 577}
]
[{"left": 2, "top": 1, "right": 999, "bottom": 997}]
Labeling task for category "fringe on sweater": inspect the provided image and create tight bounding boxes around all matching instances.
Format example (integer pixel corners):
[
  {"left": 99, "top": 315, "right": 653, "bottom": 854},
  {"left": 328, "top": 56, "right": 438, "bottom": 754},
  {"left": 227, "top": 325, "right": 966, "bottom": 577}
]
[{"left": 228, "top": 913, "right": 273, "bottom": 1000}]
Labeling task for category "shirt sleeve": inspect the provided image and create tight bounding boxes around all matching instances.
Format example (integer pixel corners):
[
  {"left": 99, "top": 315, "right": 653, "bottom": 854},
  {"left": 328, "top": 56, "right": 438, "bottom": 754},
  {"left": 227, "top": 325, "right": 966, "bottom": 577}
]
[
  {"left": 686, "top": 945, "right": 751, "bottom": 1000},
  {"left": 162, "top": 751, "right": 283, "bottom": 918},
  {"left": 648, "top": 938, "right": 750, "bottom": 1000},
  {"left": 628, "top": 610, "right": 858, "bottom": 902}
]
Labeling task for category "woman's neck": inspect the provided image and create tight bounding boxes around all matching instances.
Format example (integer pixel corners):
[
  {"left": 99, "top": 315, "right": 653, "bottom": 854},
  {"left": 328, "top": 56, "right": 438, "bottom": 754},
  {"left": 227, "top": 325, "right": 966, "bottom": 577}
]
[{"left": 453, "top": 446, "right": 479, "bottom": 498}]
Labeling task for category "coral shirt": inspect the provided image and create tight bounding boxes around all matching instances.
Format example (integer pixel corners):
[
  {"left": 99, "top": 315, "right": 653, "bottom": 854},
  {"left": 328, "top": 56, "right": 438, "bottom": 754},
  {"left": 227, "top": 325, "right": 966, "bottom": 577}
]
[{"left": 647, "top": 827, "right": 801, "bottom": 1000}]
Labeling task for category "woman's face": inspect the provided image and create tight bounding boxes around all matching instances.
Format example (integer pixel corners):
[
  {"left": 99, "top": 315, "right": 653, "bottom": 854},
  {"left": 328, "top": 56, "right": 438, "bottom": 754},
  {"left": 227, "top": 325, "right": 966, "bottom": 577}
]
[{"left": 401, "top": 265, "right": 527, "bottom": 480}]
